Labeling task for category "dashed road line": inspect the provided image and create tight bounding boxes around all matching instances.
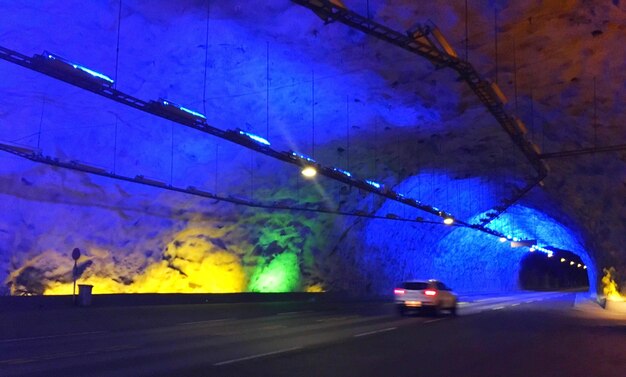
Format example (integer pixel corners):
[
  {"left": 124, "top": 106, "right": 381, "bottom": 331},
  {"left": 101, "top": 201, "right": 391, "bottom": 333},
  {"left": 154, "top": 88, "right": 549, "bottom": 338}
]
[
  {"left": 354, "top": 327, "right": 397, "bottom": 337},
  {"left": 214, "top": 346, "right": 302, "bottom": 366},
  {"left": 0, "top": 330, "right": 107, "bottom": 343}
]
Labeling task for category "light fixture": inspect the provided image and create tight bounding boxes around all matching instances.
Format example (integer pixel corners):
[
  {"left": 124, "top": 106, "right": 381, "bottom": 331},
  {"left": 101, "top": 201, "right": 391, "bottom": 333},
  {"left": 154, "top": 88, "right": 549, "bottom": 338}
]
[
  {"left": 365, "top": 179, "right": 382, "bottom": 189},
  {"left": 529, "top": 247, "right": 535, "bottom": 252},
  {"left": 577, "top": 263, "right": 582, "bottom": 268},
  {"left": 332, "top": 167, "right": 352, "bottom": 177},
  {"left": 583, "top": 265, "right": 587, "bottom": 269},
  {"left": 38, "top": 51, "right": 114, "bottom": 87},
  {"left": 570, "top": 261, "right": 575, "bottom": 266},
  {"left": 499, "top": 237, "right": 507, "bottom": 243},
  {"left": 506, "top": 235, "right": 512, "bottom": 240},
  {"left": 443, "top": 217, "right": 454, "bottom": 225},
  {"left": 560, "top": 258, "right": 566, "bottom": 263},
  {"left": 547, "top": 252, "right": 553, "bottom": 258},
  {"left": 238, "top": 130, "right": 270, "bottom": 146},
  {"left": 154, "top": 99, "right": 206, "bottom": 123},
  {"left": 301, "top": 166, "right": 317, "bottom": 178}
]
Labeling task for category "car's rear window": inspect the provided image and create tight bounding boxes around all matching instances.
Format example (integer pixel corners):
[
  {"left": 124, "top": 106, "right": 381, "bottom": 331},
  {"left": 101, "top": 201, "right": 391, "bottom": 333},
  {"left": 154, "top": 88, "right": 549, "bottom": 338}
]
[{"left": 402, "top": 282, "right": 428, "bottom": 290}]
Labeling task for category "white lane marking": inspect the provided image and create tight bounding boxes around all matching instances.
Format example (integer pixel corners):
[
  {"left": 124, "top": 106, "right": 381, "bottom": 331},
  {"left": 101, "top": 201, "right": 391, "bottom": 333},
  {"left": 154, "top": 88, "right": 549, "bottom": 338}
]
[
  {"left": 277, "top": 311, "right": 309, "bottom": 316},
  {"left": 0, "top": 331, "right": 107, "bottom": 343},
  {"left": 492, "top": 306, "right": 505, "bottom": 310},
  {"left": 354, "top": 327, "right": 397, "bottom": 338},
  {"left": 424, "top": 318, "right": 447, "bottom": 324},
  {"left": 177, "top": 318, "right": 232, "bottom": 326},
  {"left": 214, "top": 346, "right": 302, "bottom": 366}
]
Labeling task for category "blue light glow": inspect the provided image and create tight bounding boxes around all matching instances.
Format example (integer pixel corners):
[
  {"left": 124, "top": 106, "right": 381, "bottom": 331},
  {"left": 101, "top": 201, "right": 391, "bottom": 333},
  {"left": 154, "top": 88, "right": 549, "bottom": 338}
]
[
  {"left": 238, "top": 130, "right": 271, "bottom": 146},
  {"left": 365, "top": 179, "right": 381, "bottom": 189},
  {"left": 162, "top": 100, "right": 206, "bottom": 120},
  {"left": 332, "top": 167, "right": 352, "bottom": 177},
  {"left": 290, "top": 151, "right": 316, "bottom": 163},
  {"left": 71, "top": 64, "right": 114, "bottom": 85},
  {"left": 43, "top": 51, "right": 114, "bottom": 85}
]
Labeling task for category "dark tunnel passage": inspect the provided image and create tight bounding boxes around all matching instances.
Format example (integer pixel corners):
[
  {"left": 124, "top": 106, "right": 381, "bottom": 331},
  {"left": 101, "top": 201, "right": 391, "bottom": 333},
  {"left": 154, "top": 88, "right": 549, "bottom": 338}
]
[{"left": 519, "top": 249, "right": 589, "bottom": 291}]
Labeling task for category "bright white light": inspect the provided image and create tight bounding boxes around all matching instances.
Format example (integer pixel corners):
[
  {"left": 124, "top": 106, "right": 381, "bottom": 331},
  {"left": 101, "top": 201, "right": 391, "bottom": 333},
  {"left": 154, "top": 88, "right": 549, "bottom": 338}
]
[
  {"left": 301, "top": 166, "right": 317, "bottom": 178},
  {"left": 365, "top": 180, "right": 381, "bottom": 189},
  {"left": 291, "top": 152, "right": 316, "bottom": 163},
  {"left": 570, "top": 261, "right": 575, "bottom": 265},
  {"left": 161, "top": 100, "right": 206, "bottom": 120},
  {"left": 560, "top": 258, "right": 566, "bottom": 262},
  {"left": 72, "top": 64, "right": 114, "bottom": 85},
  {"left": 499, "top": 237, "right": 507, "bottom": 243},
  {"left": 443, "top": 217, "right": 454, "bottom": 225},
  {"left": 583, "top": 265, "right": 587, "bottom": 269},
  {"left": 507, "top": 235, "right": 512, "bottom": 240},
  {"left": 547, "top": 252, "right": 553, "bottom": 258},
  {"left": 332, "top": 167, "right": 352, "bottom": 177},
  {"left": 513, "top": 237, "right": 519, "bottom": 242},
  {"left": 577, "top": 263, "right": 582, "bottom": 268},
  {"left": 239, "top": 130, "right": 270, "bottom": 146}
]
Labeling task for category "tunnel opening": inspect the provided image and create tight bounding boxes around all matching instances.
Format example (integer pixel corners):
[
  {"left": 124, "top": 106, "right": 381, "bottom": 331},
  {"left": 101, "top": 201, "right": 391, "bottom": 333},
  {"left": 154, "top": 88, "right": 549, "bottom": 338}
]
[{"left": 518, "top": 248, "right": 589, "bottom": 291}]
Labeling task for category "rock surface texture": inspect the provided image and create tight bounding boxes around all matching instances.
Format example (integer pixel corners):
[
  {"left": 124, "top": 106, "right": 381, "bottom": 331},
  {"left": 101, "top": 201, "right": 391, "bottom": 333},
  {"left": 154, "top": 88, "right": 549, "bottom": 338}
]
[{"left": 0, "top": 0, "right": 623, "bottom": 296}]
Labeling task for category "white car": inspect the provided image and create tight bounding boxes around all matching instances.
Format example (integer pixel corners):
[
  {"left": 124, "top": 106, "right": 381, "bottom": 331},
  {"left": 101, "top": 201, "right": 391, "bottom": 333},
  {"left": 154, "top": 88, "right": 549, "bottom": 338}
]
[{"left": 394, "top": 279, "right": 458, "bottom": 316}]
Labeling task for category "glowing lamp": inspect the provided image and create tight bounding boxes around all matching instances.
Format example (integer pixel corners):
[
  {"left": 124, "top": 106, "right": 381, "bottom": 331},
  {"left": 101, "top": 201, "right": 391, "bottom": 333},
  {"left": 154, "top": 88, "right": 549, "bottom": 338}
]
[
  {"left": 39, "top": 51, "right": 114, "bottom": 87},
  {"left": 154, "top": 99, "right": 206, "bottom": 123},
  {"left": 238, "top": 130, "right": 270, "bottom": 146},
  {"left": 506, "top": 235, "right": 512, "bottom": 240},
  {"left": 443, "top": 217, "right": 454, "bottom": 225},
  {"left": 570, "top": 261, "right": 575, "bottom": 266},
  {"left": 577, "top": 263, "right": 582, "bottom": 268},
  {"left": 583, "top": 265, "right": 587, "bottom": 269},
  {"left": 365, "top": 179, "right": 382, "bottom": 189},
  {"left": 499, "top": 237, "right": 507, "bottom": 243},
  {"left": 560, "top": 258, "right": 566, "bottom": 263},
  {"left": 301, "top": 166, "right": 317, "bottom": 178},
  {"left": 332, "top": 167, "right": 352, "bottom": 177}
]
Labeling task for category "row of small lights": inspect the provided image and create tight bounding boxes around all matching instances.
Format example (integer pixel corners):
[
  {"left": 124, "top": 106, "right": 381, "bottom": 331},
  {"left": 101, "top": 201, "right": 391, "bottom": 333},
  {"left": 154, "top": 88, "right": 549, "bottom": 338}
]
[
  {"left": 34, "top": 49, "right": 581, "bottom": 260},
  {"left": 33, "top": 50, "right": 458, "bottom": 227}
]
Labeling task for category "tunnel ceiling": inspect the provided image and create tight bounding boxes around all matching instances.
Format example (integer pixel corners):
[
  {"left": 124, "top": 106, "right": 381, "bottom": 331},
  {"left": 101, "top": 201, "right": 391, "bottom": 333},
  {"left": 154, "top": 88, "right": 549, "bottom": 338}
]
[{"left": 0, "top": 0, "right": 624, "bottom": 295}]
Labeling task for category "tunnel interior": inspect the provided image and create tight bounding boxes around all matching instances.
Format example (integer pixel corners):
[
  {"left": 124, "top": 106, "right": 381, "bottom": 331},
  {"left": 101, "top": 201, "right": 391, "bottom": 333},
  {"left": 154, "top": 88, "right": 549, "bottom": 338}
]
[
  {"left": 1, "top": 1, "right": 623, "bottom": 297},
  {"left": 519, "top": 249, "right": 589, "bottom": 291}
]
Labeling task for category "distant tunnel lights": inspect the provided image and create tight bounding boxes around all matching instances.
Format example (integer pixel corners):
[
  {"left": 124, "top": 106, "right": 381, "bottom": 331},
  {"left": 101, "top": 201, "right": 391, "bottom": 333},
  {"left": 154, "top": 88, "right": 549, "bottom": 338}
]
[
  {"left": 561, "top": 258, "right": 566, "bottom": 262},
  {"left": 443, "top": 217, "right": 454, "bottom": 225},
  {"left": 499, "top": 237, "right": 507, "bottom": 243},
  {"left": 37, "top": 51, "right": 114, "bottom": 87}
]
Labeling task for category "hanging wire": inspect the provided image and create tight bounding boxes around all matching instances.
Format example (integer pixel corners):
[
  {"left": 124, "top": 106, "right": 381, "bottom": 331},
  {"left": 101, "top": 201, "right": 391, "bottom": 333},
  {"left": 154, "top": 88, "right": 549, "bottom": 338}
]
[
  {"left": 37, "top": 97, "right": 45, "bottom": 150},
  {"left": 346, "top": 95, "right": 350, "bottom": 170},
  {"left": 203, "top": 0, "right": 211, "bottom": 115},
  {"left": 170, "top": 124, "right": 174, "bottom": 185},
  {"left": 113, "top": 0, "right": 122, "bottom": 173},
  {"left": 311, "top": 70, "right": 315, "bottom": 158},
  {"left": 266, "top": 41, "right": 270, "bottom": 139}
]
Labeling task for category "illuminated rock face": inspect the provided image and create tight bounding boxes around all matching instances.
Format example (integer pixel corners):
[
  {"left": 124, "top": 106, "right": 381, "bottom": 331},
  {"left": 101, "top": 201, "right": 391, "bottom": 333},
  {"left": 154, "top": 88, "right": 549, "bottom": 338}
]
[{"left": 0, "top": 1, "right": 623, "bottom": 295}]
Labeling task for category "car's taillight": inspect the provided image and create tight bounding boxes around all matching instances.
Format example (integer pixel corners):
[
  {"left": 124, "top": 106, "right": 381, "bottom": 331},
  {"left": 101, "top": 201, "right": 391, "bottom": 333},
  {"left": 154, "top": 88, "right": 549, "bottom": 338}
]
[
  {"left": 424, "top": 289, "right": 437, "bottom": 296},
  {"left": 394, "top": 288, "right": 406, "bottom": 295}
]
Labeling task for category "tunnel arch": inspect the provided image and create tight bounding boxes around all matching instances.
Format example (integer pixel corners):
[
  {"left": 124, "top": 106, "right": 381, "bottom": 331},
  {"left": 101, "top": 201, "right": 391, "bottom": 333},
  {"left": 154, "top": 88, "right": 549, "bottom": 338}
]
[{"left": 358, "top": 171, "right": 597, "bottom": 295}]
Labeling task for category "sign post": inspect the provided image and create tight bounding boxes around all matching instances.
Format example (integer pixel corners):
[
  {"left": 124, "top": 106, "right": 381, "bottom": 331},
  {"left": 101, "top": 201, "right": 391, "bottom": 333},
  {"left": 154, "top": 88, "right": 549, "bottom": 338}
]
[{"left": 71, "top": 248, "right": 81, "bottom": 305}]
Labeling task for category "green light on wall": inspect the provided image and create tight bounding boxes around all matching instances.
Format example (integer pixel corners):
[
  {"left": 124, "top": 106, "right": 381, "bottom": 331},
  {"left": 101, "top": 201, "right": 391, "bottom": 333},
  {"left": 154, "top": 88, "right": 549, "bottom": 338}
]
[{"left": 248, "top": 252, "right": 301, "bottom": 292}]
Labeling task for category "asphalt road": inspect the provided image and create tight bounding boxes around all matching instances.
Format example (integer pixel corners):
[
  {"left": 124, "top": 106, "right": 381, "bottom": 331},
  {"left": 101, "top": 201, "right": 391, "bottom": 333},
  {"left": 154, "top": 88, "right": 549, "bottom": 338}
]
[{"left": 1, "top": 292, "right": 624, "bottom": 377}]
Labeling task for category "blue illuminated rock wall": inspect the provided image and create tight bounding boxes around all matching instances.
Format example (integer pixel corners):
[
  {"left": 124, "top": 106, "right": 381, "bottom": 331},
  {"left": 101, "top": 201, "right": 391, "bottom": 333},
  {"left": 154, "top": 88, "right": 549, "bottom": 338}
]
[{"left": 0, "top": 1, "right": 619, "bottom": 296}]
